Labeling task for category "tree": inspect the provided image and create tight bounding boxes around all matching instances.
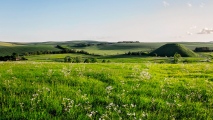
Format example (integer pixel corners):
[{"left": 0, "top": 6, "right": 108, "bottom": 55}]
[
  {"left": 102, "top": 59, "right": 106, "bottom": 63},
  {"left": 12, "top": 53, "right": 19, "bottom": 60},
  {"left": 84, "top": 59, "right": 90, "bottom": 63},
  {"left": 107, "top": 60, "right": 111, "bottom": 63},
  {"left": 24, "top": 52, "right": 29, "bottom": 56},
  {"left": 12, "top": 52, "right": 18, "bottom": 57},
  {"left": 90, "top": 58, "right": 98, "bottom": 63},
  {"left": 21, "top": 56, "right": 28, "bottom": 60},
  {"left": 174, "top": 52, "right": 181, "bottom": 63},
  {"left": 64, "top": 56, "right": 69, "bottom": 62},
  {"left": 64, "top": 56, "right": 72, "bottom": 62},
  {"left": 68, "top": 57, "right": 72, "bottom": 62},
  {"left": 75, "top": 56, "right": 82, "bottom": 63},
  {"left": 36, "top": 51, "right": 42, "bottom": 55}
]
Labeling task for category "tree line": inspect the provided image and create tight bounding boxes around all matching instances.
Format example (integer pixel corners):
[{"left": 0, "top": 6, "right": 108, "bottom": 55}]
[
  {"left": 64, "top": 56, "right": 111, "bottom": 63},
  {"left": 194, "top": 47, "right": 213, "bottom": 52},
  {"left": 23, "top": 46, "right": 99, "bottom": 56},
  {"left": 0, "top": 53, "right": 27, "bottom": 61},
  {"left": 22, "top": 45, "right": 100, "bottom": 56},
  {"left": 0, "top": 45, "right": 99, "bottom": 61},
  {"left": 125, "top": 51, "right": 148, "bottom": 56},
  {"left": 64, "top": 56, "right": 97, "bottom": 63},
  {"left": 21, "top": 45, "right": 99, "bottom": 56}
]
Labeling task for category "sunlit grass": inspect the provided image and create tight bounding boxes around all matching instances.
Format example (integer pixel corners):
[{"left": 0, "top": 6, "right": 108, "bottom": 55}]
[{"left": 0, "top": 62, "right": 212, "bottom": 119}]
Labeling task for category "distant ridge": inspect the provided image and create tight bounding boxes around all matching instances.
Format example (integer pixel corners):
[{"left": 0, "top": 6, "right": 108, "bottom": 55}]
[{"left": 149, "top": 43, "right": 198, "bottom": 57}]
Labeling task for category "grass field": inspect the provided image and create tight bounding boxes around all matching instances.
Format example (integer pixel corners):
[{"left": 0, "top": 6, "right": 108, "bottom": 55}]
[
  {"left": 25, "top": 53, "right": 210, "bottom": 63},
  {"left": 0, "top": 62, "right": 212, "bottom": 119},
  {"left": 25, "top": 54, "right": 95, "bottom": 62},
  {"left": 1, "top": 41, "right": 213, "bottom": 56},
  {"left": 0, "top": 42, "right": 18, "bottom": 46},
  {"left": 0, "top": 45, "right": 60, "bottom": 56},
  {"left": 69, "top": 43, "right": 165, "bottom": 55},
  {"left": 0, "top": 41, "right": 213, "bottom": 119}
]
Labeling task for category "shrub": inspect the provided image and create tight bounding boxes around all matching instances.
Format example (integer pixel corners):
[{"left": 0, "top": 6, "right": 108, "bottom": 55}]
[
  {"left": 90, "top": 58, "right": 98, "bottom": 63},
  {"left": 102, "top": 59, "right": 106, "bottom": 63},
  {"left": 64, "top": 56, "right": 69, "bottom": 62},
  {"left": 84, "top": 59, "right": 90, "bottom": 63},
  {"left": 75, "top": 57, "right": 82, "bottom": 63},
  {"left": 174, "top": 52, "right": 181, "bottom": 63}
]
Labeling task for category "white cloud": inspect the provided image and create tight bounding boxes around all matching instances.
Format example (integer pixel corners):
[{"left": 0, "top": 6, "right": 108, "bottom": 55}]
[
  {"left": 187, "top": 3, "right": 192, "bottom": 7},
  {"left": 200, "top": 3, "right": 205, "bottom": 8},
  {"left": 187, "top": 31, "right": 193, "bottom": 35},
  {"left": 190, "top": 26, "right": 197, "bottom": 29},
  {"left": 163, "top": 1, "right": 170, "bottom": 7},
  {"left": 198, "top": 28, "right": 213, "bottom": 34}
]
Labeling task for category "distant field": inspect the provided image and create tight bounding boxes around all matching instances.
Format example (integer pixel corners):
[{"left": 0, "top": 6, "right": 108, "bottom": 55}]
[
  {"left": 68, "top": 42, "right": 213, "bottom": 55},
  {"left": 0, "top": 62, "right": 212, "bottom": 119},
  {"left": 179, "top": 42, "right": 213, "bottom": 50},
  {"left": 0, "top": 41, "right": 20, "bottom": 46},
  {"left": 25, "top": 54, "right": 95, "bottom": 62},
  {"left": 1, "top": 41, "right": 213, "bottom": 56},
  {"left": 25, "top": 53, "right": 209, "bottom": 64},
  {"left": 69, "top": 43, "right": 165, "bottom": 55},
  {"left": 0, "top": 45, "right": 60, "bottom": 56}
]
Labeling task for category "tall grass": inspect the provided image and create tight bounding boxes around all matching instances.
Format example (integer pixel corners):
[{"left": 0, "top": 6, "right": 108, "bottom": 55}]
[{"left": 0, "top": 62, "right": 212, "bottom": 119}]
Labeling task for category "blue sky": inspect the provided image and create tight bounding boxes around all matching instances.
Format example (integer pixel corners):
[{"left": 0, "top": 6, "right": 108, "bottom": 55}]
[{"left": 0, "top": 0, "right": 213, "bottom": 42}]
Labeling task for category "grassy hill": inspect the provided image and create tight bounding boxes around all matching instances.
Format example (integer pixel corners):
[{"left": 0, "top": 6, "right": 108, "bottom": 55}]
[
  {"left": 0, "top": 45, "right": 60, "bottom": 56},
  {"left": 0, "top": 42, "right": 16, "bottom": 46},
  {"left": 149, "top": 43, "right": 198, "bottom": 57}
]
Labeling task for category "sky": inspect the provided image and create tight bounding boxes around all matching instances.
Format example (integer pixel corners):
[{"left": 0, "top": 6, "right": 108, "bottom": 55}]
[{"left": 0, "top": 0, "right": 213, "bottom": 42}]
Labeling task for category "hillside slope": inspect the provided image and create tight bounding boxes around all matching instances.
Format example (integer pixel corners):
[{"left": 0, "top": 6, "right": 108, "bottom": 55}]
[{"left": 149, "top": 43, "right": 198, "bottom": 57}]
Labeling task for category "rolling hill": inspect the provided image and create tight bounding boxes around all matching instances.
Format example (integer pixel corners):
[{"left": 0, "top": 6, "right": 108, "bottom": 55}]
[{"left": 149, "top": 43, "right": 198, "bottom": 57}]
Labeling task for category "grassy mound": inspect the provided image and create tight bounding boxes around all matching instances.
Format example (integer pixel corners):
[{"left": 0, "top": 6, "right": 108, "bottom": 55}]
[{"left": 149, "top": 43, "right": 198, "bottom": 57}]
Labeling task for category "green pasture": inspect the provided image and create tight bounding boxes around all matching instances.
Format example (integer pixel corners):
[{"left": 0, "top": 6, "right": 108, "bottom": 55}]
[
  {"left": 25, "top": 53, "right": 210, "bottom": 64},
  {"left": 0, "top": 62, "right": 212, "bottom": 119},
  {"left": 69, "top": 43, "right": 165, "bottom": 55},
  {"left": 1, "top": 41, "right": 213, "bottom": 56},
  {"left": 0, "top": 45, "right": 60, "bottom": 56},
  {"left": 25, "top": 54, "right": 95, "bottom": 62},
  {"left": 0, "top": 42, "right": 18, "bottom": 46},
  {"left": 68, "top": 42, "right": 213, "bottom": 55},
  {"left": 0, "top": 41, "right": 213, "bottom": 119}
]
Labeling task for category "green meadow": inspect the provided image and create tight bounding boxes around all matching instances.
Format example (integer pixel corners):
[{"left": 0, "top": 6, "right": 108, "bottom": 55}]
[
  {"left": 1, "top": 62, "right": 213, "bottom": 119},
  {"left": 0, "top": 41, "right": 213, "bottom": 119}
]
